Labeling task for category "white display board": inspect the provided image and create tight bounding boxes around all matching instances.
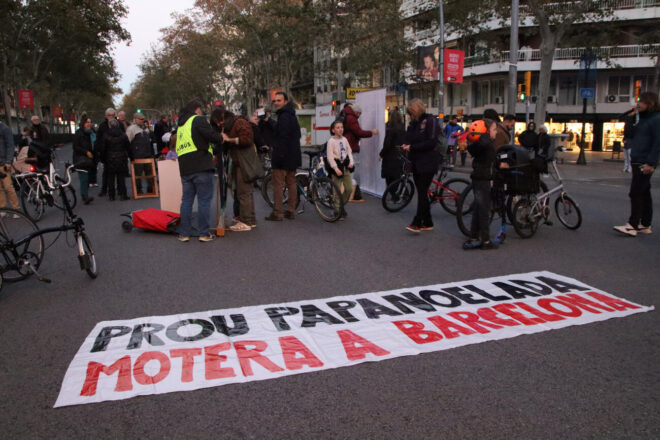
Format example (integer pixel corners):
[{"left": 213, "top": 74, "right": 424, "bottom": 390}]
[
  {"left": 355, "top": 89, "right": 386, "bottom": 197},
  {"left": 314, "top": 104, "right": 335, "bottom": 147},
  {"left": 158, "top": 159, "right": 183, "bottom": 213}
]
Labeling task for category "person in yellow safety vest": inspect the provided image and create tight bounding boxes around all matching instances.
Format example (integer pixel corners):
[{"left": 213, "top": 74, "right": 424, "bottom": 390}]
[{"left": 175, "top": 99, "right": 224, "bottom": 243}]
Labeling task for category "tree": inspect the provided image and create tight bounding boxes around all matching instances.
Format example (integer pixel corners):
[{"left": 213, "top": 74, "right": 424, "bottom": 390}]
[
  {"left": 526, "top": 0, "right": 614, "bottom": 127},
  {"left": 0, "top": 0, "right": 129, "bottom": 127}
]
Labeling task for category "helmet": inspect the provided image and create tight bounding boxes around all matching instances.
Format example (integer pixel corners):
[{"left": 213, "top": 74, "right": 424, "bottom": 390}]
[{"left": 467, "top": 120, "right": 488, "bottom": 143}]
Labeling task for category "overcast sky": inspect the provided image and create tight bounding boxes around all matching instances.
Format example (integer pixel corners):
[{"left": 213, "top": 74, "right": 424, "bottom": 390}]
[{"left": 113, "top": 0, "right": 197, "bottom": 102}]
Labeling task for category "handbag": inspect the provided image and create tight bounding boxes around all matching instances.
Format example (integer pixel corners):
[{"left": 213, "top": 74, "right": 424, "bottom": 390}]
[
  {"left": 74, "top": 156, "right": 95, "bottom": 171},
  {"left": 235, "top": 144, "right": 265, "bottom": 183}
]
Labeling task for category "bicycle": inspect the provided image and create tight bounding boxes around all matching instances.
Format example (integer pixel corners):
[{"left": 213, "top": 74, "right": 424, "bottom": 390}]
[
  {"left": 261, "top": 149, "right": 343, "bottom": 222},
  {"left": 0, "top": 164, "right": 97, "bottom": 288},
  {"left": 510, "top": 159, "right": 582, "bottom": 238},
  {"left": 381, "top": 152, "right": 470, "bottom": 215},
  {"left": 14, "top": 145, "right": 77, "bottom": 221}
]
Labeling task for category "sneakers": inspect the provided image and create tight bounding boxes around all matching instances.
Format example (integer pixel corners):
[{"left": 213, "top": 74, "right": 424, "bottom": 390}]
[
  {"left": 199, "top": 234, "right": 215, "bottom": 242},
  {"left": 462, "top": 239, "right": 481, "bottom": 250},
  {"left": 637, "top": 225, "right": 652, "bottom": 235},
  {"left": 284, "top": 211, "right": 295, "bottom": 220},
  {"left": 229, "top": 221, "right": 251, "bottom": 232},
  {"left": 420, "top": 225, "right": 434, "bottom": 231},
  {"left": 613, "top": 223, "right": 637, "bottom": 237},
  {"left": 177, "top": 235, "right": 190, "bottom": 242},
  {"left": 406, "top": 224, "right": 421, "bottom": 233},
  {"left": 265, "top": 213, "right": 283, "bottom": 221},
  {"left": 481, "top": 240, "right": 498, "bottom": 250}
]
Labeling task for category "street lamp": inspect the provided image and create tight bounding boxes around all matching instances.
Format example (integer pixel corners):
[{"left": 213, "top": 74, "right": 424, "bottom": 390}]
[{"left": 437, "top": 0, "right": 444, "bottom": 118}]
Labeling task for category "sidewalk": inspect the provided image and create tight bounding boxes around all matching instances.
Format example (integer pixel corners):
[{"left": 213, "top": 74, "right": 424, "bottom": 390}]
[{"left": 452, "top": 149, "right": 637, "bottom": 187}]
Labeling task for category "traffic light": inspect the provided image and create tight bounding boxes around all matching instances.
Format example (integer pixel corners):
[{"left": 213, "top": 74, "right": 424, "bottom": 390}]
[
  {"left": 517, "top": 84, "right": 526, "bottom": 101},
  {"left": 634, "top": 80, "right": 642, "bottom": 102},
  {"left": 137, "top": 108, "right": 142, "bottom": 113},
  {"left": 524, "top": 71, "right": 532, "bottom": 98},
  {"left": 331, "top": 100, "right": 338, "bottom": 113},
  {"left": 457, "top": 108, "right": 463, "bottom": 119}
]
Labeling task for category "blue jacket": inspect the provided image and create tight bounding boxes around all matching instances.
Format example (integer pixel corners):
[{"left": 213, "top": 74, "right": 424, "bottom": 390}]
[
  {"left": 444, "top": 122, "right": 464, "bottom": 139},
  {"left": 0, "top": 122, "right": 15, "bottom": 166},
  {"left": 630, "top": 110, "right": 660, "bottom": 167}
]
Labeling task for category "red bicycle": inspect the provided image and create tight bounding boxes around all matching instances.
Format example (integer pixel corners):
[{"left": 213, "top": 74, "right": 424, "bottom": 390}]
[{"left": 381, "top": 153, "right": 470, "bottom": 215}]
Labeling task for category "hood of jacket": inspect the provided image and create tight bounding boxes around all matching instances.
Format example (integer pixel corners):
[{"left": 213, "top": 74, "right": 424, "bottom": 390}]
[
  {"left": 107, "top": 127, "right": 125, "bottom": 138},
  {"left": 276, "top": 102, "right": 296, "bottom": 118},
  {"left": 342, "top": 105, "right": 358, "bottom": 119}
]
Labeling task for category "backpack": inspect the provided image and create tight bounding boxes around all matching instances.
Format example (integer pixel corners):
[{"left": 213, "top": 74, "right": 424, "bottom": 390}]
[{"left": 433, "top": 117, "right": 447, "bottom": 158}]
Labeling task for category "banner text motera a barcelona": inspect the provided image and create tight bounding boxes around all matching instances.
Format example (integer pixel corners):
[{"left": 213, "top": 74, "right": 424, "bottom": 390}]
[{"left": 54, "top": 271, "right": 653, "bottom": 407}]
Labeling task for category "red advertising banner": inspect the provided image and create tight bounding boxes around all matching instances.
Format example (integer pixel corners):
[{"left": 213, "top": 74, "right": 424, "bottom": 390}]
[
  {"left": 18, "top": 89, "right": 34, "bottom": 109},
  {"left": 213, "top": 100, "right": 224, "bottom": 107},
  {"left": 444, "top": 49, "right": 465, "bottom": 84},
  {"left": 52, "top": 106, "right": 63, "bottom": 118}
]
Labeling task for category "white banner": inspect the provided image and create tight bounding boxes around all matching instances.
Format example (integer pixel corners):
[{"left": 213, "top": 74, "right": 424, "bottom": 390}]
[
  {"left": 55, "top": 271, "right": 653, "bottom": 407},
  {"left": 355, "top": 89, "right": 387, "bottom": 197}
]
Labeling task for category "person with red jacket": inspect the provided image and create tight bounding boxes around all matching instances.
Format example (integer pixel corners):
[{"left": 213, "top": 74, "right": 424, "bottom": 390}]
[{"left": 340, "top": 103, "right": 378, "bottom": 201}]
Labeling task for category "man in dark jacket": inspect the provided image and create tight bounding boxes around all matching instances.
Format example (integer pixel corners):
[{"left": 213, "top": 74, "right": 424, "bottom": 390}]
[
  {"left": 95, "top": 107, "right": 117, "bottom": 195},
  {"left": 127, "top": 112, "right": 155, "bottom": 194},
  {"left": 154, "top": 115, "right": 171, "bottom": 154},
  {"left": 101, "top": 119, "right": 131, "bottom": 201},
  {"left": 341, "top": 103, "right": 378, "bottom": 201},
  {"left": 175, "top": 99, "right": 224, "bottom": 242},
  {"left": 266, "top": 92, "right": 301, "bottom": 221},
  {"left": 30, "top": 115, "right": 50, "bottom": 145},
  {"left": 518, "top": 122, "right": 539, "bottom": 154}
]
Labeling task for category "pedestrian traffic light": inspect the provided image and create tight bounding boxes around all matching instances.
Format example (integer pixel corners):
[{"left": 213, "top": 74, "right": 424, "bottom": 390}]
[
  {"left": 332, "top": 100, "right": 338, "bottom": 113},
  {"left": 634, "top": 80, "right": 642, "bottom": 102},
  {"left": 517, "top": 84, "right": 526, "bottom": 101},
  {"left": 137, "top": 108, "right": 142, "bottom": 113}
]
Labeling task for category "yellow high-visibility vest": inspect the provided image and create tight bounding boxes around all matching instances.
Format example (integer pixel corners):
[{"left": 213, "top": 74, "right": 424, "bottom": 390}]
[{"left": 176, "top": 116, "right": 213, "bottom": 157}]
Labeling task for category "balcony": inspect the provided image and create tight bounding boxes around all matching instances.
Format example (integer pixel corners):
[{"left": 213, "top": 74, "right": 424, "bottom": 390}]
[{"left": 464, "top": 44, "right": 660, "bottom": 69}]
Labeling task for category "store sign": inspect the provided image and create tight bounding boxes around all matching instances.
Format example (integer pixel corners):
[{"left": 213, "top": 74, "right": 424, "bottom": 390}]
[
  {"left": 54, "top": 271, "right": 652, "bottom": 407},
  {"left": 346, "top": 88, "right": 370, "bottom": 100},
  {"left": 18, "top": 89, "right": 34, "bottom": 109},
  {"left": 444, "top": 49, "right": 465, "bottom": 84}
]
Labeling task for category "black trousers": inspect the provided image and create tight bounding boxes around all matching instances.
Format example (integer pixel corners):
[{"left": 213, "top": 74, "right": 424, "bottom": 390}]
[
  {"left": 471, "top": 179, "right": 492, "bottom": 242},
  {"left": 628, "top": 165, "right": 653, "bottom": 228},
  {"left": 107, "top": 172, "right": 127, "bottom": 197},
  {"left": 412, "top": 172, "right": 434, "bottom": 227}
]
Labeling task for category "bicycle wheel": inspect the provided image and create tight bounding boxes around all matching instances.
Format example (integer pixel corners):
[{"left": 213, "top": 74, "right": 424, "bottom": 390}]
[
  {"left": 53, "top": 186, "right": 77, "bottom": 211},
  {"left": 555, "top": 193, "right": 582, "bottom": 230},
  {"left": 505, "top": 181, "right": 548, "bottom": 224},
  {"left": 77, "top": 232, "right": 98, "bottom": 278},
  {"left": 311, "top": 177, "right": 342, "bottom": 222},
  {"left": 0, "top": 208, "right": 44, "bottom": 282},
  {"left": 512, "top": 198, "right": 540, "bottom": 238},
  {"left": 455, "top": 185, "right": 475, "bottom": 237},
  {"left": 260, "top": 173, "right": 289, "bottom": 208},
  {"left": 382, "top": 177, "right": 414, "bottom": 212},
  {"left": 19, "top": 180, "right": 45, "bottom": 222},
  {"left": 438, "top": 178, "right": 470, "bottom": 215}
]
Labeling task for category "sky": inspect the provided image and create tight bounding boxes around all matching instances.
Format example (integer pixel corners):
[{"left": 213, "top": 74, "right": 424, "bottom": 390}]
[{"left": 113, "top": 0, "right": 197, "bottom": 103}]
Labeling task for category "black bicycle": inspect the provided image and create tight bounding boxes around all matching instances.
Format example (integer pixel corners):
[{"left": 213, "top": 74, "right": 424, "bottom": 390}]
[
  {"left": 0, "top": 164, "right": 97, "bottom": 289},
  {"left": 261, "top": 149, "right": 343, "bottom": 222},
  {"left": 381, "top": 152, "right": 470, "bottom": 215}
]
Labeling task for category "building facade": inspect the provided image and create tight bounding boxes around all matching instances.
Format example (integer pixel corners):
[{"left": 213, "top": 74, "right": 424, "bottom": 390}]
[{"left": 401, "top": 0, "right": 660, "bottom": 150}]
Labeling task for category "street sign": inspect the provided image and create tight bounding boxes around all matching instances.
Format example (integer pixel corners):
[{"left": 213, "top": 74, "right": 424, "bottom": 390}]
[
  {"left": 346, "top": 88, "right": 370, "bottom": 100},
  {"left": 580, "top": 88, "right": 595, "bottom": 99}
]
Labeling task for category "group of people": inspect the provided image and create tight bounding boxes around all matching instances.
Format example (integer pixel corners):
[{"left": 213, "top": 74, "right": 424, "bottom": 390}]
[{"left": 72, "top": 109, "right": 172, "bottom": 203}]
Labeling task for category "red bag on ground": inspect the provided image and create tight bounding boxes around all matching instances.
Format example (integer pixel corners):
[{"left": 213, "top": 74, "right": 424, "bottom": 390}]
[{"left": 131, "top": 208, "right": 180, "bottom": 233}]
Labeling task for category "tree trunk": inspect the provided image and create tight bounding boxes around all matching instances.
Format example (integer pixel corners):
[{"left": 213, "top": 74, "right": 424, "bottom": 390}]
[{"left": 534, "top": 34, "right": 558, "bottom": 127}]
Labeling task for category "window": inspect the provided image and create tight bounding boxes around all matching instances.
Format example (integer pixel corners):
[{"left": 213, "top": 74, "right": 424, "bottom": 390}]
[
  {"left": 490, "top": 79, "right": 505, "bottom": 104},
  {"left": 607, "top": 76, "right": 631, "bottom": 102},
  {"left": 558, "top": 76, "right": 577, "bottom": 105},
  {"left": 472, "top": 80, "right": 490, "bottom": 107}
]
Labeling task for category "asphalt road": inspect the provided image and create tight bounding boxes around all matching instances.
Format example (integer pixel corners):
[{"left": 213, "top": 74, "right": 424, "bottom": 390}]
[{"left": 1, "top": 149, "right": 658, "bottom": 439}]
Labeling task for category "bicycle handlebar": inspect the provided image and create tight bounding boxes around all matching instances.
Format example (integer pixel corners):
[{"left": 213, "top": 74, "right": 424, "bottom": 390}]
[{"left": 45, "top": 164, "right": 74, "bottom": 190}]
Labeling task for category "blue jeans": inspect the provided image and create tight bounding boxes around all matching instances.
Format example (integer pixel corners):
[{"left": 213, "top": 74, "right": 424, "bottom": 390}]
[
  {"left": 78, "top": 170, "right": 89, "bottom": 199},
  {"left": 180, "top": 170, "right": 214, "bottom": 236}
]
